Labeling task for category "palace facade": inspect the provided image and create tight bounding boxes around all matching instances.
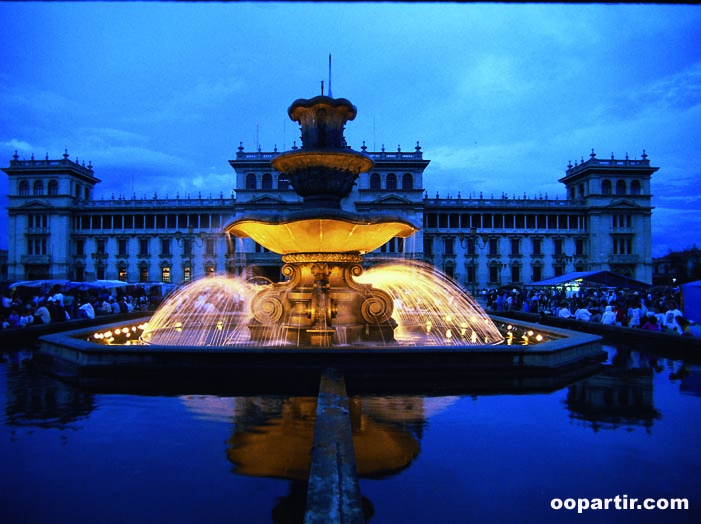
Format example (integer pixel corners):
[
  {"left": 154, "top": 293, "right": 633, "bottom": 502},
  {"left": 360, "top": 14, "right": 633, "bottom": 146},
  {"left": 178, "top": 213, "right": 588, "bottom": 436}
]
[{"left": 3, "top": 143, "right": 658, "bottom": 289}]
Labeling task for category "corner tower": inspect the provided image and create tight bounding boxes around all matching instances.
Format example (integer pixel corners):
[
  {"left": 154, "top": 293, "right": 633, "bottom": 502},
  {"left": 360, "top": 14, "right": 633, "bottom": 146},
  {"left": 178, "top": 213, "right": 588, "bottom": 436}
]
[
  {"left": 2, "top": 150, "right": 100, "bottom": 280},
  {"left": 559, "top": 150, "right": 658, "bottom": 283}
]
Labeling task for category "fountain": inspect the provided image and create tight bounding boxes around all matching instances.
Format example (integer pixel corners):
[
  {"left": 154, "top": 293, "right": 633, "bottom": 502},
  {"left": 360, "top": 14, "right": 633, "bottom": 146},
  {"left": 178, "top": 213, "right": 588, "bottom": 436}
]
[
  {"left": 141, "top": 93, "right": 504, "bottom": 349},
  {"left": 36, "top": 90, "right": 605, "bottom": 383}
]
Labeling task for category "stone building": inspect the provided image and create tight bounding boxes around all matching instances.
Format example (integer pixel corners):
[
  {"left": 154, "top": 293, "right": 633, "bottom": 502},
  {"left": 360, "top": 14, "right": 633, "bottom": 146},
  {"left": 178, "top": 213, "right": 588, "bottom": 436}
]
[{"left": 3, "top": 144, "right": 657, "bottom": 288}]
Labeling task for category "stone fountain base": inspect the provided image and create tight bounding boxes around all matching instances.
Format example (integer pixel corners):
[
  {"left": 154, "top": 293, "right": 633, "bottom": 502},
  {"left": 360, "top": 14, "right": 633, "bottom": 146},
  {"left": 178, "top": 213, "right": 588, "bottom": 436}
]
[{"left": 33, "top": 316, "right": 606, "bottom": 395}]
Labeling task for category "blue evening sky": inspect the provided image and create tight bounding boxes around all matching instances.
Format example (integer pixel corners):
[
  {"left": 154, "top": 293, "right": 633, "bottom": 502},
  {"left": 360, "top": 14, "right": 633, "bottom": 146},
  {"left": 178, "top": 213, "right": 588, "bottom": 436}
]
[{"left": 1, "top": 2, "right": 699, "bottom": 257}]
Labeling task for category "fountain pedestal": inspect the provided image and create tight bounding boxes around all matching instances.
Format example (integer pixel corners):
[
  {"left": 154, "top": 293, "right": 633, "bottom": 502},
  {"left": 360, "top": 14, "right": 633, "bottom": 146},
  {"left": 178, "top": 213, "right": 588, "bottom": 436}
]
[{"left": 248, "top": 254, "right": 396, "bottom": 346}]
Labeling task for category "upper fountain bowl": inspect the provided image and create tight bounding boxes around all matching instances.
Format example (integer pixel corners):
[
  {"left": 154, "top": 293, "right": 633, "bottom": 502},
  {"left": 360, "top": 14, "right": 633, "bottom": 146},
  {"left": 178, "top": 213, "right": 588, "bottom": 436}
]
[{"left": 227, "top": 208, "right": 418, "bottom": 255}]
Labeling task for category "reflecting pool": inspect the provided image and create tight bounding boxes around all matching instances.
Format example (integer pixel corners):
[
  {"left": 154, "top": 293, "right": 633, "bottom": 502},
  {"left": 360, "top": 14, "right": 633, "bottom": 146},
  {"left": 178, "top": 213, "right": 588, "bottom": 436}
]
[{"left": 2, "top": 343, "right": 700, "bottom": 524}]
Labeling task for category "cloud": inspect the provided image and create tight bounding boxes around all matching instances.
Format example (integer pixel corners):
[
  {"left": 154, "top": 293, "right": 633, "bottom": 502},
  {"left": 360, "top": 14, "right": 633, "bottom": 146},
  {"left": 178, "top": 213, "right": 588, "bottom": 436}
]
[{"left": 2, "top": 139, "right": 33, "bottom": 153}]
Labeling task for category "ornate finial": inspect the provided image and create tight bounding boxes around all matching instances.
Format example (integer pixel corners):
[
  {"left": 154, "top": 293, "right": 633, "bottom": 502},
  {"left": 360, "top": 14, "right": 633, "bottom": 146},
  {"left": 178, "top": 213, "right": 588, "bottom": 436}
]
[
  {"left": 480, "top": 191, "right": 483, "bottom": 199},
  {"left": 457, "top": 191, "right": 461, "bottom": 199},
  {"left": 88, "top": 161, "right": 92, "bottom": 169},
  {"left": 397, "top": 144, "right": 401, "bottom": 152},
  {"left": 238, "top": 141, "right": 244, "bottom": 152},
  {"left": 361, "top": 140, "right": 367, "bottom": 152},
  {"left": 176, "top": 191, "right": 180, "bottom": 199},
  {"left": 590, "top": 148, "right": 596, "bottom": 158},
  {"left": 31, "top": 153, "right": 34, "bottom": 160},
  {"left": 381, "top": 144, "right": 385, "bottom": 152},
  {"left": 45, "top": 153, "right": 49, "bottom": 160},
  {"left": 567, "top": 160, "right": 573, "bottom": 169},
  {"left": 436, "top": 191, "right": 439, "bottom": 198},
  {"left": 13, "top": 150, "right": 18, "bottom": 160},
  {"left": 625, "top": 152, "right": 629, "bottom": 160},
  {"left": 291, "top": 140, "right": 298, "bottom": 150},
  {"left": 611, "top": 152, "right": 615, "bottom": 159},
  {"left": 415, "top": 141, "right": 421, "bottom": 152},
  {"left": 641, "top": 149, "right": 648, "bottom": 160},
  {"left": 63, "top": 148, "right": 69, "bottom": 159},
  {"left": 274, "top": 145, "right": 278, "bottom": 153}
]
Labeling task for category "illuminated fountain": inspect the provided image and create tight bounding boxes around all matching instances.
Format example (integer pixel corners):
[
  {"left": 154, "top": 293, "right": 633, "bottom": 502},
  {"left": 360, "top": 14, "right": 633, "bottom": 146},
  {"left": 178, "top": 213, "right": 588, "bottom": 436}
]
[
  {"left": 142, "top": 94, "right": 504, "bottom": 348},
  {"left": 38, "top": 91, "right": 605, "bottom": 387}
]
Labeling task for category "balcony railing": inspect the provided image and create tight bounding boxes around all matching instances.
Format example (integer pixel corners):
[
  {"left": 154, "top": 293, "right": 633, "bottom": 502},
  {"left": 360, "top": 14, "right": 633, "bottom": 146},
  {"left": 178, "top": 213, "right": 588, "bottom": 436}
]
[
  {"left": 608, "top": 254, "right": 640, "bottom": 264},
  {"left": 20, "top": 254, "right": 51, "bottom": 265}
]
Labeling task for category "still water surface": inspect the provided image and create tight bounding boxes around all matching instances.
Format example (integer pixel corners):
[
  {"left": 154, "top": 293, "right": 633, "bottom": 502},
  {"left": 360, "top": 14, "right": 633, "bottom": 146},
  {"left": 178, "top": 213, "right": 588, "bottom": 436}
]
[{"left": 1, "top": 344, "right": 700, "bottom": 524}]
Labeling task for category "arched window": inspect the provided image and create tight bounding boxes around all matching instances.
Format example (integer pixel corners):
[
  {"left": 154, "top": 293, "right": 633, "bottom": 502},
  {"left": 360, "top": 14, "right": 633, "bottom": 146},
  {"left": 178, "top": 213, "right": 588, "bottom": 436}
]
[
  {"left": 84, "top": 187, "right": 90, "bottom": 199},
  {"left": 246, "top": 173, "right": 256, "bottom": 190},
  {"left": 33, "top": 180, "right": 44, "bottom": 196},
  {"left": 569, "top": 187, "right": 575, "bottom": 200},
  {"left": 616, "top": 180, "right": 626, "bottom": 195},
  {"left": 601, "top": 179, "right": 612, "bottom": 195},
  {"left": 262, "top": 173, "right": 272, "bottom": 190},
  {"left": 48, "top": 180, "right": 59, "bottom": 195},
  {"left": 630, "top": 180, "right": 641, "bottom": 195},
  {"left": 19, "top": 180, "right": 29, "bottom": 196},
  {"left": 386, "top": 173, "right": 397, "bottom": 190},
  {"left": 75, "top": 184, "right": 81, "bottom": 198},
  {"left": 402, "top": 173, "right": 413, "bottom": 190},
  {"left": 278, "top": 174, "right": 289, "bottom": 190},
  {"left": 370, "top": 173, "right": 381, "bottom": 190},
  {"left": 578, "top": 183, "right": 584, "bottom": 197}
]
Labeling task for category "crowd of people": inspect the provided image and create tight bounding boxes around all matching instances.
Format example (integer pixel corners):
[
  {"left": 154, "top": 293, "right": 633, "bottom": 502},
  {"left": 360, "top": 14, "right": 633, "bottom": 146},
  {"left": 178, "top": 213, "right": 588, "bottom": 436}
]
[
  {"left": 485, "top": 286, "right": 701, "bottom": 337},
  {"left": 0, "top": 283, "right": 159, "bottom": 330}
]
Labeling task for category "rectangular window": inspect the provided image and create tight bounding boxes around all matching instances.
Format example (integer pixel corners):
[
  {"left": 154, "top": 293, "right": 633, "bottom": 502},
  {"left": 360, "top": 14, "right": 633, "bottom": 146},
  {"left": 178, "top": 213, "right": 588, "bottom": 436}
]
[
  {"left": 205, "top": 238, "right": 215, "bottom": 256},
  {"left": 423, "top": 236, "right": 433, "bottom": 255},
  {"left": 532, "top": 238, "right": 541, "bottom": 255},
  {"left": 118, "top": 238, "right": 128, "bottom": 256},
  {"left": 75, "top": 239, "right": 85, "bottom": 256},
  {"left": 575, "top": 239, "right": 585, "bottom": 256},
  {"left": 118, "top": 268, "right": 127, "bottom": 282},
  {"left": 96, "top": 239, "right": 106, "bottom": 255},
  {"left": 554, "top": 238, "right": 563, "bottom": 255},
  {"left": 444, "top": 237, "right": 454, "bottom": 255},
  {"left": 532, "top": 265, "right": 542, "bottom": 282},
  {"left": 161, "top": 238, "right": 171, "bottom": 256},
  {"left": 139, "top": 266, "right": 149, "bottom": 283},
  {"left": 511, "top": 266, "right": 520, "bottom": 283},
  {"left": 467, "top": 265, "right": 475, "bottom": 284},
  {"left": 184, "top": 265, "right": 192, "bottom": 283},
  {"left": 161, "top": 266, "right": 171, "bottom": 283},
  {"left": 510, "top": 239, "right": 520, "bottom": 256},
  {"left": 139, "top": 238, "right": 149, "bottom": 256},
  {"left": 489, "top": 266, "right": 499, "bottom": 283},
  {"left": 489, "top": 238, "right": 499, "bottom": 256},
  {"left": 467, "top": 238, "right": 476, "bottom": 256}
]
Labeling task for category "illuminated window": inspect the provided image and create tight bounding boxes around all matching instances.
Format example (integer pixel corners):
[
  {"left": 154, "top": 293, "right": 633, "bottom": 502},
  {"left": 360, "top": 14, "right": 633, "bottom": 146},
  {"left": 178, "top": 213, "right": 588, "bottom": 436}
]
[{"left": 161, "top": 266, "right": 171, "bottom": 283}]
